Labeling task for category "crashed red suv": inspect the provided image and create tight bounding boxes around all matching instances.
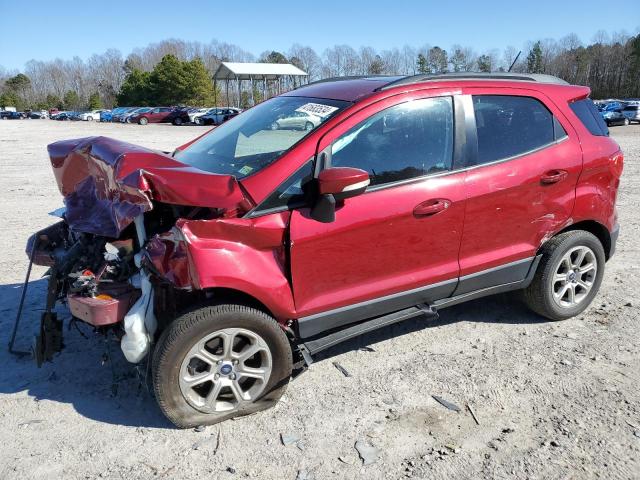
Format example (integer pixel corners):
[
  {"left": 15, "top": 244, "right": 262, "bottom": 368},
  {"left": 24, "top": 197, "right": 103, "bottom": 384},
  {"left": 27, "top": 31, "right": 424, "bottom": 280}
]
[{"left": 26, "top": 73, "right": 622, "bottom": 427}]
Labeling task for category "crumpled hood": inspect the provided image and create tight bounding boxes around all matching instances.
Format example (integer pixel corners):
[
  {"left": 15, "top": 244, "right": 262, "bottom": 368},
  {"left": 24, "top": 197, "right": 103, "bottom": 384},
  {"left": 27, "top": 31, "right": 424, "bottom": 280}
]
[{"left": 48, "top": 136, "right": 252, "bottom": 237}]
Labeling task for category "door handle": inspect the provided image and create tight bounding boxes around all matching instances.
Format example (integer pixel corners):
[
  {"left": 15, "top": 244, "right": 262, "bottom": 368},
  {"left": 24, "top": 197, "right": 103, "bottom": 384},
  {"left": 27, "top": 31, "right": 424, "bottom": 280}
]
[
  {"left": 540, "top": 169, "right": 568, "bottom": 185},
  {"left": 413, "top": 199, "right": 451, "bottom": 217}
]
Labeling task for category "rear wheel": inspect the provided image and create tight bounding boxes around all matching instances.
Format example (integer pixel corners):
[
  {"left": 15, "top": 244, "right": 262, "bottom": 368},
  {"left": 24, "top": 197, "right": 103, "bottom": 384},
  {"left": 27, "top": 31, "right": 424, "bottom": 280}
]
[
  {"left": 173, "top": 117, "right": 183, "bottom": 126},
  {"left": 523, "top": 230, "right": 605, "bottom": 321},
  {"left": 152, "top": 304, "right": 292, "bottom": 428},
  {"left": 624, "top": 118, "right": 630, "bottom": 126}
]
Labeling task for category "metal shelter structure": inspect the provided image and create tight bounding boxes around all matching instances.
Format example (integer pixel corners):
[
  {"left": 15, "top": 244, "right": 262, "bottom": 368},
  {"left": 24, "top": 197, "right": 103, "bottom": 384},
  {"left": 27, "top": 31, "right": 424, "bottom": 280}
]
[{"left": 213, "top": 62, "right": 308, "bottom": 107}]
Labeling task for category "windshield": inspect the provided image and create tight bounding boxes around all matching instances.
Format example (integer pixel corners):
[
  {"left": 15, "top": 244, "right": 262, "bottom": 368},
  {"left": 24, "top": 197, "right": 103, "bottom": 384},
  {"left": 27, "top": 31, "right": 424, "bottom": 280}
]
[{"left": 174, "top": 96, "right": 350, "bottom": 178}]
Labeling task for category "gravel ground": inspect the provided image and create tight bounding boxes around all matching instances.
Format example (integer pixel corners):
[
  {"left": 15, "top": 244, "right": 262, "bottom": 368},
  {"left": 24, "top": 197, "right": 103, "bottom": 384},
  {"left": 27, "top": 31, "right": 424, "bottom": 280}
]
[{"left": 0, "top": 120, "right": 639, "bottom": 480}]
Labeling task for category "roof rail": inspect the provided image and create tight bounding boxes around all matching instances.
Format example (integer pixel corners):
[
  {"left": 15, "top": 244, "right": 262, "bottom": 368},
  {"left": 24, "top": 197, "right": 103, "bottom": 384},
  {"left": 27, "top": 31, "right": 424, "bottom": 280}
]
[
  {"left": 378, "top": 72, "right": 569, "bottom": 90},
  {"left": 298, "top": 75, "right": 403, "bottom": 89}
]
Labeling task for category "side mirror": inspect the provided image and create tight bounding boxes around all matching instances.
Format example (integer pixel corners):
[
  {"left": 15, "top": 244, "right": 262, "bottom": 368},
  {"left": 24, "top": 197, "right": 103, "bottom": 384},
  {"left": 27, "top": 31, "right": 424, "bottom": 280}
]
[{"left": 311, "top": 167, "right": 370, "bottom": 223}]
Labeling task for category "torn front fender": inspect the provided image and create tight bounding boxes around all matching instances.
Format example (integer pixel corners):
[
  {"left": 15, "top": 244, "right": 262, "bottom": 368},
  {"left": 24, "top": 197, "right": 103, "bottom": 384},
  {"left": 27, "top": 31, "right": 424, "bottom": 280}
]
[
  {"left": 144, "top": 212, "right": 296, "bottom": 320},
  {"left": 48, "top": 136, "right": 252, "bottom": 237}
]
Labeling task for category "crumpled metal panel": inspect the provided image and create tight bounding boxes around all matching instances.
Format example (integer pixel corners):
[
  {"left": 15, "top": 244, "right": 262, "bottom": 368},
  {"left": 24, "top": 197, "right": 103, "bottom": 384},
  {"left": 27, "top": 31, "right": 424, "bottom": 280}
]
[
  {"left": 47, "top": 136, "right": 252, "bottom": 237},
  {"left": 143, "top": 212, "right": 296, "bottom": 320}
]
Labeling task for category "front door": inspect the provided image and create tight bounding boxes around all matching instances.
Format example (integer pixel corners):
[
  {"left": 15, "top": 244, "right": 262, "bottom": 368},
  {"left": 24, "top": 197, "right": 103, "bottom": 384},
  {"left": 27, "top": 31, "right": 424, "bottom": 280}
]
[{"left": 289, "top": 95, "right": 466, "bottom": 335}]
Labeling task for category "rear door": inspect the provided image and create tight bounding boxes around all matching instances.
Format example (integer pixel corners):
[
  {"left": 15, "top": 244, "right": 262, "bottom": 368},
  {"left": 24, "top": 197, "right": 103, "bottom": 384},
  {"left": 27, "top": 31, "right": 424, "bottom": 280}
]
[
  {"left": 288, "top": 94, "right": 466, "bottom": 333},
  {"left": 455, "top": 89, "right": 583, "bottom": 292}
]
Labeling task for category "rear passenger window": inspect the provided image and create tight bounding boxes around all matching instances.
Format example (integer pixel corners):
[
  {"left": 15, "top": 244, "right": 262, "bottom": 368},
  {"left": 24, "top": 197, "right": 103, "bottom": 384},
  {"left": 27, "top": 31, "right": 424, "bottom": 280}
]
[
  {"left": 569, "top": 99, "right": 609, "bottom": 136},
  {"left": 472, "top": 95, "right": 560, "bottom": 165},
  {"left": 330, "top": 97, "right": 454, "bottom": 187}
]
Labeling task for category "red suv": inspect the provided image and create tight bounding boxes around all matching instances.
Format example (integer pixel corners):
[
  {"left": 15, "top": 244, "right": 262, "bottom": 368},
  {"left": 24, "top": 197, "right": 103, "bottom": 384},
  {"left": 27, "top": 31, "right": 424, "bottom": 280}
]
[{"left": 25, "top": 73, "right": 622, "bottom": 428}]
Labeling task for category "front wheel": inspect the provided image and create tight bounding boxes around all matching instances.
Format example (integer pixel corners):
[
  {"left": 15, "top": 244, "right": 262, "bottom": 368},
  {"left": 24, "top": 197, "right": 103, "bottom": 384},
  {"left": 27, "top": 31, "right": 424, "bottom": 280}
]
[
  {"left": 173, "top": 117, "right": 183, "bottom": 126},
  {"left": 139, "top": 117, "right": 148, "bottom": 125},
  {"left": 523, "top": 230, "right": 605, "bottom": 321},
  {"left": 152, "top": 304, "right": 292, "bottom": 428},
  {"left": 624, "top": 118, "right": 630, "bottom": 126}
]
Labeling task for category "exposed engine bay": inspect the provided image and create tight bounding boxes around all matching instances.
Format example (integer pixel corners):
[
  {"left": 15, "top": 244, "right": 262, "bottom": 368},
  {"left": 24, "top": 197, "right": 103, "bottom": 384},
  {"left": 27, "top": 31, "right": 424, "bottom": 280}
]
[{"left": 21, "top": 135, "right": 252, "bottom": 366}]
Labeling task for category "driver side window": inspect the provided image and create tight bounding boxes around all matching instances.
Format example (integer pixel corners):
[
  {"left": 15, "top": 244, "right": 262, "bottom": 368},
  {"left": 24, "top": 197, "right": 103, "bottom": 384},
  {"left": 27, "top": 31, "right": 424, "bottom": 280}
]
[{"left": 330, "top": 97, "right": 454, "bottom": 187}]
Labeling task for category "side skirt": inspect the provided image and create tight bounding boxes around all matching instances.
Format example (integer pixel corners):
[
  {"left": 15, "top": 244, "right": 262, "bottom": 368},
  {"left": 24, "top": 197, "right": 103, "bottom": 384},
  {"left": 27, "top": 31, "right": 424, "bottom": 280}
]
[{"left": 294, "top": 255, "right": 541, "bottom": 365}]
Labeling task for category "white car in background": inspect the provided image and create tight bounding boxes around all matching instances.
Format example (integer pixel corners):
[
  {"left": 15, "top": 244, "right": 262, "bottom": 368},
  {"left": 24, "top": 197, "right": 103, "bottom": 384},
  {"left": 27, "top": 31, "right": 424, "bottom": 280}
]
[
  {"left": 77, "top": 110, "right": 103, "bottom": 121},
  {"left": 189, "top": 108, "right": 214, "bottom": 124},
  {"left": 270, "top": 110, "right": 321, "bottom": 131},
  {"left": 197, "top": 107, "right": 242, "bottom": 125}
]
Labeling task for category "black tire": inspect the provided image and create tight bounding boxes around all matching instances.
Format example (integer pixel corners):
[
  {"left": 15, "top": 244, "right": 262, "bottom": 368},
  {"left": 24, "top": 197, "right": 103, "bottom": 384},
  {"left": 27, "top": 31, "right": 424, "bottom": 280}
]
[
  {"left": 624, "top": 118, "right": 630, "bottom": 126},
  {"left": 152, "top": 303, "right": 292, "bottom": 428},
  {"left": 139, "top": 117, "right": 148, "bottom": 125},
  {"left": 523, "top": 230, "right": 605, "bottom": 321},
  {"left": 173, "top": 117, "right": 183, "bottom": 126},
  {"left": 304, "top": 121, "right": 314, "bottom": 131}
]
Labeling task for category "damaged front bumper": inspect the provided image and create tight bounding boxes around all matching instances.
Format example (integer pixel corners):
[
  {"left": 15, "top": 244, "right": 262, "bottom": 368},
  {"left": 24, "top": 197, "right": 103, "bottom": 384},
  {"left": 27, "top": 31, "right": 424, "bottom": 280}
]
[{"left": 25, "top": 214, "right": 157, "bottom": 365}]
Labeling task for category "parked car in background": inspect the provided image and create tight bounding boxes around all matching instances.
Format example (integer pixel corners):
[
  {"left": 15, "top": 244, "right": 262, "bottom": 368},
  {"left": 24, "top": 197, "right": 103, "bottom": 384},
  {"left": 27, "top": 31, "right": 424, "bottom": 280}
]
[
  {"left": 29, "top": 110, "right": 48, "bottom": 119},
  {"left": 99, "top": 110, "right": 113, "bottom": 122},
  {"left": 270, "top": 110, "right": 321, "bottom": 131},
  {"left": 188, "top": 107, "right": 214, "bottom": 124},
  {"left": 123, "top": 107, "right": 153, "bottom": 123},
  {"left": 598, "top": 101, "right": 624, "bottom": 112},
  {"left": 1, "top": 111, "right": 23, "bottom": 119},
  {"left": 77, "top": 110, "right": 103, "bottom": 121},
  {"left": 169, "top": 107, "right": 192, "bottom": 125},
  {"left": 130, "top": 107, "right": 181, "bottom": 125},
  {"left": 111, "top": 107, "right": 139, "bottom": 123},
  {"left": 622, "top": 104, "right": 640, "bottom": 124},
  {"left": 48, "top": 108, "right": 59, "bottom": 117},
  {"left": 52, "top": 111, "right": 74, "bottom": 121},
  {"left": 602, "top": 109, "right": 629, "bottom": 126},
  {"left": 197, "top": 107, "right": 241, "bottom": 125}
]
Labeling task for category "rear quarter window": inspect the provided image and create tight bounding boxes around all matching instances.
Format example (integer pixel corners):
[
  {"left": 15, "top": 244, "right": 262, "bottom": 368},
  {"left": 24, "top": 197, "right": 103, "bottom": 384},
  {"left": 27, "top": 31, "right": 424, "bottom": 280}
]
[{"left": 569, "top": 99, "right": 609, "bottom": 136}]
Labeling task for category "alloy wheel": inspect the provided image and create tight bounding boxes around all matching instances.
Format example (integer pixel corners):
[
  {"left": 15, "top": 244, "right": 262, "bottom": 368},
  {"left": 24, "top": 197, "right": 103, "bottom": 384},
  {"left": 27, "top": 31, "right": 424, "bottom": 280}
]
[
  {"left": 179, "top": 328, "right": 273, "bottom": 413},
  {"left": 551, "top": 245, "right": 597, "bottom": 308}
]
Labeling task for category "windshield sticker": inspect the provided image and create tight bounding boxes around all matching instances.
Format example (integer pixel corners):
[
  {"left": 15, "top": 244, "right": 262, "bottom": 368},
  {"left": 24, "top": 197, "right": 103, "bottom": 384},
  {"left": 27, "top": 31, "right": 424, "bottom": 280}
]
[
  {"left": 238, "top": 165, "right": 254, "bottom": 176},
  {"left": 295, "top": 103, "right": 339, "bottom": 119}
]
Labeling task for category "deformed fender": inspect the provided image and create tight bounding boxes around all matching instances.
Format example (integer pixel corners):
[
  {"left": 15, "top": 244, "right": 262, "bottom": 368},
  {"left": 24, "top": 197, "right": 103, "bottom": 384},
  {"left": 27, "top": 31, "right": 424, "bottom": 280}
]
[{"left": 145, "top": 212, "right": 296, "bottom": 321}]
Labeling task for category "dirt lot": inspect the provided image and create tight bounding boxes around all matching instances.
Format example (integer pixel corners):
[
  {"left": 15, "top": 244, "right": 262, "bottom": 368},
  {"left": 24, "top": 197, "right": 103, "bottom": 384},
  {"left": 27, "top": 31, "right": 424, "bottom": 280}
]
[{"left": 0, "top": 120, "right": 639, "bottom": 480}]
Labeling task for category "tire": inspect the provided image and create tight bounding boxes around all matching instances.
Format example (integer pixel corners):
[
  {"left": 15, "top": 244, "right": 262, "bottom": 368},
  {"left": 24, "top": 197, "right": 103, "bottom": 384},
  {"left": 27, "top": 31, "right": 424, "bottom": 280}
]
[
  {"left": 624, "top": 118, "right": 630, "bottom": 126},
  {"left": 152, "top": 303, "right": 292, "bottom": 428},
  {"left": 195, "top": 117, "right": 202, "bottom": 125},
  {"left": 304, "top": 121, "right": 314, "bottom": 131},
  {"left": 523, "top": 230, "right": 605, "bottom": 321},
  {"left": 173, "top": 117, "right": 183, "bottom": 126},
  {"left": 139, "top": 117, "right": 148, "bottom": 125}
]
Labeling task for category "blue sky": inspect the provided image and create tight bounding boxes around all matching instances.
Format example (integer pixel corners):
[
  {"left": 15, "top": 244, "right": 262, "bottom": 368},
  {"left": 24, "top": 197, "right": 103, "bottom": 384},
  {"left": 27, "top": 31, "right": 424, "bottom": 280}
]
[{"left": 1, "top": 0, "right": 638, "bottom": 71}]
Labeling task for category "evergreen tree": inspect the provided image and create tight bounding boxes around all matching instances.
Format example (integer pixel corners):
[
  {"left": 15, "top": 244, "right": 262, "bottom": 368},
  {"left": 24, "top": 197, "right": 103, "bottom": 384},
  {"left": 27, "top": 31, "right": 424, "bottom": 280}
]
[
  {"left": 427, "top": 47, "right": 448, "bottom": 73},
  {"left": 477, "top": 55, "right": 492, "bottom": 72},
  {"left": 0, "top": 91, "right": 22, "bottom": 109},
  {"left": 117, "top": 68, "right": 152, "bottom": 106},
  {"left": 63, "top": 90, "right": 80, "bottom": 110},
  {"left": 5, "top": 73, "right": 31, "bottom": 96},
  {"left": 416, "top": 53, "right": 428, "bottom": 74},
  {"left": 183, "top": 58, "right": 218, "bottom": 106},
  {"left": 88, "top": 92, "right": 102, "bottom": 109},
  {"left": 526, "top": 41, "right": 544, "bottom": 73},
  {"left": 368, "top": 55, "right": 385, "bottom": 75},
  {"left": 149, "top": 54, "right": 190, "bottom": 105}
]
